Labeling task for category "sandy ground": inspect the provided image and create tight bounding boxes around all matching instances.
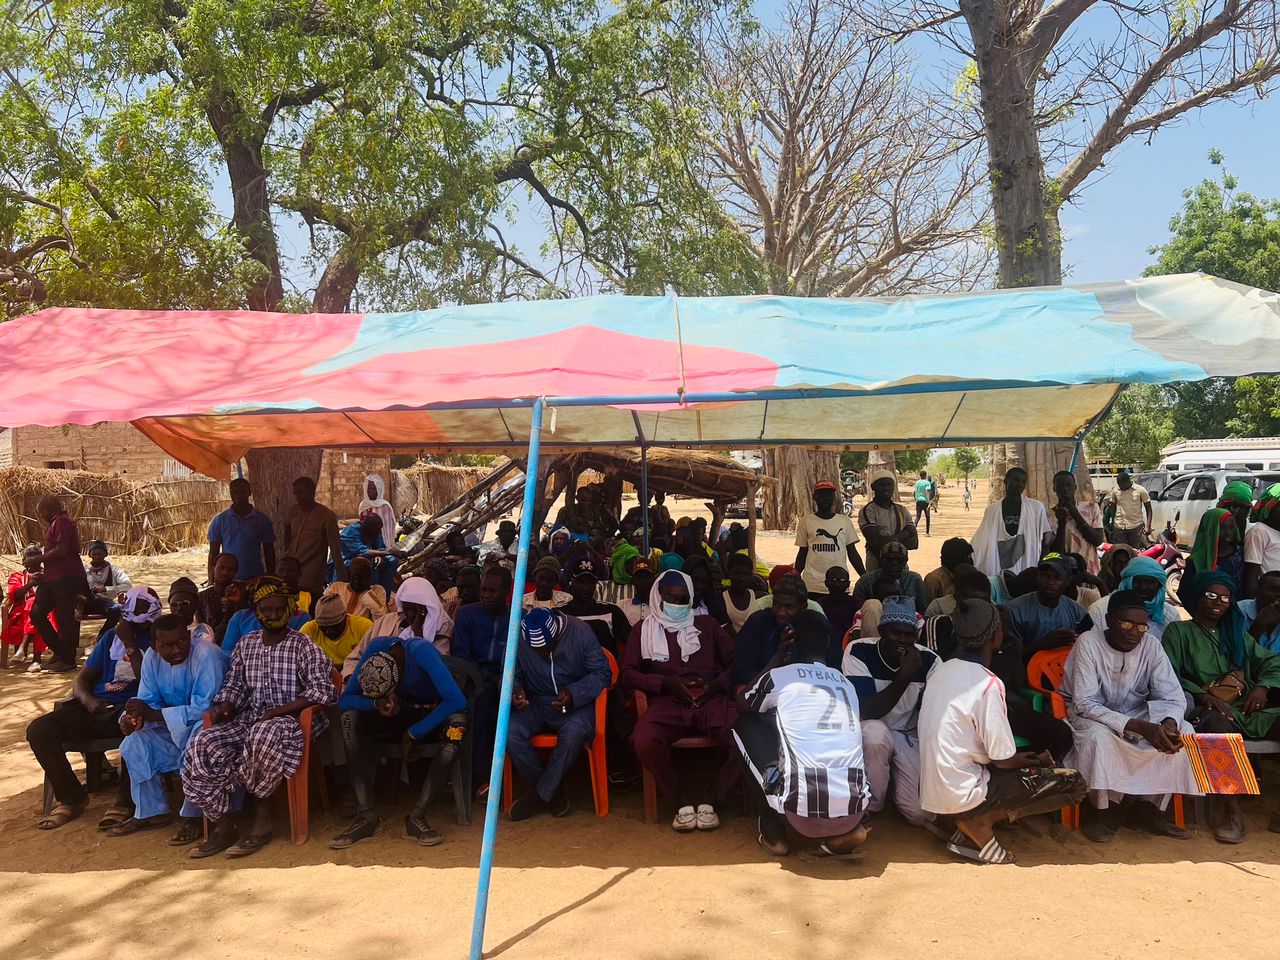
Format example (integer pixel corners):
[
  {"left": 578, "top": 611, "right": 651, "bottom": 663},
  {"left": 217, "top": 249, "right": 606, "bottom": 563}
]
[{"left": 6, "top": 480, "right": 1280, "bottom": 960}]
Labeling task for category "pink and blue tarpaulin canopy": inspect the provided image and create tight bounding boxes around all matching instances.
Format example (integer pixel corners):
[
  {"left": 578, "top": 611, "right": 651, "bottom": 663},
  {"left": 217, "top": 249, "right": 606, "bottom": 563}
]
[{"left": 0, "top": 273, "right": 1277, "bottom": 478}]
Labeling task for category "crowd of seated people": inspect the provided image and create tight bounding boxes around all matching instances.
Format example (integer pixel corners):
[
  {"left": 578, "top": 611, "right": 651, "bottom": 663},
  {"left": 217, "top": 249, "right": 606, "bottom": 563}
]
[{"left": 21, "top": 476, "right": 1280, "bottom": 863}]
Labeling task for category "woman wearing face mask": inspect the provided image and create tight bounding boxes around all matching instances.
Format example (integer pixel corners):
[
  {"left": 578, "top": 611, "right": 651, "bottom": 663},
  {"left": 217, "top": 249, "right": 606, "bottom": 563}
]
[{"left": 620, "top": 570, "right": 738, "bottom": 833}]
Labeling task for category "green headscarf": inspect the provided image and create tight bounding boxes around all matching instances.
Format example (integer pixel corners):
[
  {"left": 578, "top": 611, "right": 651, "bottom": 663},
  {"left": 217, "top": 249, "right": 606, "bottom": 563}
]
[
  {"left": 1185, "top": 569, "right": 1248, "bottom": 668},
  {"left": 610, "top": 541, "right": 639, "bottom": 584},
  {"left": 1189, "top": 508, "right": 1233, "bottom": 577},
  {"left": 1252, "top": 483, "right": 1280, "bottom": 525}
]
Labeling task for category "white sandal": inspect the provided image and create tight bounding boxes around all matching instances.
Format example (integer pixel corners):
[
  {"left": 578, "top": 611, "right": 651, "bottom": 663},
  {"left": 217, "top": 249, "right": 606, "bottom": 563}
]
[
  {"left": 672, "top": 805, "right": 698, "bottom": 832},
  {"left": 695, "top": 804, "right": 720, "bottom": 831}
]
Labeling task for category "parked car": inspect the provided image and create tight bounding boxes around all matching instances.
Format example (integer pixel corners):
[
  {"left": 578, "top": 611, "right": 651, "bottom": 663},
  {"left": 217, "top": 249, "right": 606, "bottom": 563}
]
[
  {"left": 1131, "top": 470, "right": 1178, "bottom": 499},
  {"left": 1151, "top": 471, "right": 1280, "bottom": 546}
]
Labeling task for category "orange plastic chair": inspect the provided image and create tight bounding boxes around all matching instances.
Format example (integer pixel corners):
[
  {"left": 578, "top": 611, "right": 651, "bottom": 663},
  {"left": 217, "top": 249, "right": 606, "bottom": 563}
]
[
  {"left": 503, "top": 649, "right": 618, "bottom": 817},
  {"left": 632, "top": 689, "right": 722, "bottom": 825},
  {"left": 1026, "top": 648, "right": 1184, "bottom": 831},
  {"left": 201, "top": 667, "right": 339, "bottom": 845}
]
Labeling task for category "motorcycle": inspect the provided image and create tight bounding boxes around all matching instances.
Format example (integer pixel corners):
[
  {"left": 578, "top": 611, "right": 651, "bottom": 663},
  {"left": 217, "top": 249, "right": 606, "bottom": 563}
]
[{"left": 1141, "top": 524, "right": 1184, "bottom": 599}]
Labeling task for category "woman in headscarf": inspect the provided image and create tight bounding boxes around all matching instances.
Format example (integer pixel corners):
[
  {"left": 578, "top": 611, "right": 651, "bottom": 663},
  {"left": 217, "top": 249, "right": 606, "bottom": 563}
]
[
  {"left": 545, "top": 525, "right": 571, "bottom": 559},
  {"left": 358, "top": 475, "right": 398, "bottom": 548},
  {"left": 1087, "top": 555, "right": 1181, "bottom": 641},
  {"left": 1098, "top": 543, "right": 1137, "bottom": 594},
  {"left": 1177, "top": 508, "right": 1243, "bottom": 608},
  {"left": 621, "top": 569, "right": 737, "bottom": 832},
  {"left": 322, "top": 555, "right": 388, "bottom": 621},
  {"left": 1218, "top": 480, "right": 1254, "bottom": 539},
  {"left": 1162, "top": 570, "right": 1280, "bottom": 842},
  {"left": 340, "top": 575, "right": 451, "bottom": 679}
]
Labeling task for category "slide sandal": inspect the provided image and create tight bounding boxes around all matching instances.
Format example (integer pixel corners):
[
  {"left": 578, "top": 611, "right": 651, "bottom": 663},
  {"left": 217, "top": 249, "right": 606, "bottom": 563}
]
[{"left": 946, "top": 831, "right": 1017, "bottom": 865}]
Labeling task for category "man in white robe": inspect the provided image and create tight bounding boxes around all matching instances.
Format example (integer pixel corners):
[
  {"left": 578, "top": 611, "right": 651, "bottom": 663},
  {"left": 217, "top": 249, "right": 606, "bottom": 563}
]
[
  {"left": 1061, "top": 590, "right": 1201, "bottom": 843},
  {"left": 971, "top": 468, "right": 1052, "bottom": 578}
]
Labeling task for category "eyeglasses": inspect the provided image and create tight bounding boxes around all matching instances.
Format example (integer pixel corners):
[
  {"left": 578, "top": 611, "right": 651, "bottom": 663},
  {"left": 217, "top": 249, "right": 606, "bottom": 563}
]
[
  {"left": 1113, "top": 618, "right": 1146, "bottom": 632},
  {"left": 1203, "top": 591, "right": 1231, "bottom": 603}
]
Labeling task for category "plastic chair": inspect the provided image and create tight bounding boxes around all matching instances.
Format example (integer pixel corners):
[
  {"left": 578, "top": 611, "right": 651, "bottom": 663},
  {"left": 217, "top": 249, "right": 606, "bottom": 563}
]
[
  {"left": 373, "top": 656, "right": 483, "bottom": 825},
  {"left": 40, "top": 698, "right": 122, "bottom": 816},
  {"left": 201, "top": 667, "right": 340, "bottom": 845},
  {"left": 632, "top": 689, "right": 720, "bottom": 825},
  {"left": 503, "top": 649, "right": 618, "bottom": 817},
  {"left": 1025, "top": 648, "right": 1184, "bottom": 830}
]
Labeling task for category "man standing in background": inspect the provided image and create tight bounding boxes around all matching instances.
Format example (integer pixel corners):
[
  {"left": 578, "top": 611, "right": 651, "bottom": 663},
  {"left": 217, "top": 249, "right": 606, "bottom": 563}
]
[
  {"left": 1106, "top": 470, "right": 1152, "bottom": 548},
  {"left": 795, "top": 480, "right": 865, "bottom": 597},
  {"left": 285, "top": 476, "right": 346, "bottom": 600},
  {"left": 208, "top": 478, "right": 276, "bottom": 583},
  {"left": 30, "top": 495, "right": 85, "bottom": 672}
]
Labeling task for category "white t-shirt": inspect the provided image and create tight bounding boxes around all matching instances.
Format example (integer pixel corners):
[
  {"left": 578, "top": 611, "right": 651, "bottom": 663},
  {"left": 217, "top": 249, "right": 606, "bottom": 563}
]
[
  {"left": 1244, "top": 523, "right": 1280, "bottom": 575},
  {"left": 742, "top": 661, "right": 869, "bottom": 819},
  {"left": 795, "top": 513, "right": 860, "bottom": 595},
  {"left": 918, "top": 658, "right": 1017, "bottom": 815}
]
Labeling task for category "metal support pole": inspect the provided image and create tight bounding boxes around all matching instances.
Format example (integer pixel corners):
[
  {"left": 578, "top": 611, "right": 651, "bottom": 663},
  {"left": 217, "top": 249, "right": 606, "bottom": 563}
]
[
  {"left": 469, "top": 397, "right": 544, "bottom": 960},
  {"left": 639, "top": 444, "right": 650, "bottom": 555}
]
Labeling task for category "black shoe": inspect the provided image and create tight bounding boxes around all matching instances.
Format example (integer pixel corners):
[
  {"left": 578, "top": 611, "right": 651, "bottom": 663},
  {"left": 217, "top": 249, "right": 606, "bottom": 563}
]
[
  {"left": 509, "top": 795, "right": 543, "bottom": 822},
  {"left": 405, "top": 813, "right": 443, "bottom": 846},
  {"left": 46, "top": 660, "right": 76, "bottom": 673},
  {"left": 329, "top": 815, "right": 382, "bottom": 850},
  {"left": 1082, "top": 810, "right": 1119, "bottom": 844},
  {"left": 1143, "top": 808, "right": 1192, "bottom": 840},
  {"left": 548, "top": 789, "right": 571, "bottom": 818}
]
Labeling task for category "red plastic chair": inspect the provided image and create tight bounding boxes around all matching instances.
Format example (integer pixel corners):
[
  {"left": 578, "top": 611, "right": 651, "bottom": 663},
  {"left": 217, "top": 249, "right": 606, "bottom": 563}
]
[
  {"left": 1026, "top": 648, "right": 1184, "bottom": 830},
  {"left": 201, "top": 667, "right": 339, "bottom": 845},
  {"left": 632, "top": 689, "right": 719, "bottom": 825},
  {"left": 503, "top": 649, "right": 618, "bottom": 817}
]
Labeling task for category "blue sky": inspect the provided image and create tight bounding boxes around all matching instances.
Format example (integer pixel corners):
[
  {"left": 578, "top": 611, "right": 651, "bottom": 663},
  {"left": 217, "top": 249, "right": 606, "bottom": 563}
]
[{"left": 1058, "top": 95, "right": 1280, "bottom": 281}]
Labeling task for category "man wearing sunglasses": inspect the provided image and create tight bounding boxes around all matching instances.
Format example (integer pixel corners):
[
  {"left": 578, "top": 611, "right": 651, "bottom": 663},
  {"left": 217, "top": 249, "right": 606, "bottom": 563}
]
[{"left": 1059, "top": 590, "right": 1199, "bottom": 843}]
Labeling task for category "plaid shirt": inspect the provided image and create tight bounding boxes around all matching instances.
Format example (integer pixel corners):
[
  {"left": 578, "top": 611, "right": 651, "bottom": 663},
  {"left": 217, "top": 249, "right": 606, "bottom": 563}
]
[{"left": 216, "top": 628, "right": 336, "bottom": 722}]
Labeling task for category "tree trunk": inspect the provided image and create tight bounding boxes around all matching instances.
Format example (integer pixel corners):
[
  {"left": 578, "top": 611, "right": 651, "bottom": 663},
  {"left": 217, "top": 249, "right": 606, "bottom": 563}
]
[
  {"left": 312, "top": 243, "right": 362, "bottom": 313},
  {"left": 244, "top": 447, "right": 325, "bottom": 542},
  {"left": 205, "top": 88, "right": 284, "bottom": 313},
  {"left": 960, "top": 0, "right": 1061, "bottom": 288},
  {"left": 762, "top": 448, "right": 839, "bottom": 530},
  {"left": 963, "top": 1, "right": 1078, "bottom": 506}
]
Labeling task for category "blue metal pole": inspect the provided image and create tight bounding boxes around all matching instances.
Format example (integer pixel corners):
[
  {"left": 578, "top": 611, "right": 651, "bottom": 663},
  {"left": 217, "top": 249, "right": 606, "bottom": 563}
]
[
  {"left": 639, "top": 444, "right": 650, "bottom": 555},
  {"left": 469, "top": 397, "right": 544, "bottom": 960}
]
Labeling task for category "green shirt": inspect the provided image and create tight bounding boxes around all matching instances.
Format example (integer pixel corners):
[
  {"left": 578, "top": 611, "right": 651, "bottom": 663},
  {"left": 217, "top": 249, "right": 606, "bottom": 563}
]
[{"left": 1162, "top": 619, "right": 1280, "bottom": 738}]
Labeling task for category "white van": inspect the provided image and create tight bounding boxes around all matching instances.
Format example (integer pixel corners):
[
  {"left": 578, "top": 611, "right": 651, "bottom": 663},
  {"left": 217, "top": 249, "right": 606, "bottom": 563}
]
[{"left": 1159, "top": 438, "right": 1280, "bottom": 474}]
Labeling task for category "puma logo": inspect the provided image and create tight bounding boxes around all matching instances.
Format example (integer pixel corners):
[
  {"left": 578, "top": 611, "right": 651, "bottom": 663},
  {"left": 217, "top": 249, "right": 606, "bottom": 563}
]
[{"left": 813, "top": 528, "right": 841, "bottom": 552}]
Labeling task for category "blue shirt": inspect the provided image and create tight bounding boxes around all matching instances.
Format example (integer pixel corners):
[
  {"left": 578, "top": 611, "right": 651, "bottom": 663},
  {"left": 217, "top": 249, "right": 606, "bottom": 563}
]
[
  {"left": 221, "top": 607, "right": 312, "bottom": 653},
  {"left": 1006, "top": 592, "right": 1092, "bottom": 661},
  {"left": 452, "top": 602, "right": 511, "bottom": 681},
  {"left": 85, "top": 627, "right": 153, "bottom": 704},
  {"left": 1239, "top": 600, "right": 1280, "bottom": 654},
  {"left": 339, "top": 523, "right": 385, "bottom": 564},
  {"left": 208, "top": 507, "right": 275, "bottom": 580},
  {"left": 340, "top": 637, "right": 466, "bottom": 740}
]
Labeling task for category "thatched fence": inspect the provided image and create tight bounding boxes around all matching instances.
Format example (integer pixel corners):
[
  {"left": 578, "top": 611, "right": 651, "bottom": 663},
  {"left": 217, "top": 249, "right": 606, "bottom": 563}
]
[
  {"left": 0, "top": 467, "right": 228, "bottom": 555},
  {"left": 395, "top": 461, "right": 506, "bottom": 518}
]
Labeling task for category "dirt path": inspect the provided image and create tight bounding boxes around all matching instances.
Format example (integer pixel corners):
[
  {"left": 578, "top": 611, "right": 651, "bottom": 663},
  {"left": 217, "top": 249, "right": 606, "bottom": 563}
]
[{"left": 5, "top": 481, "right": 1280, "bottom": 959}]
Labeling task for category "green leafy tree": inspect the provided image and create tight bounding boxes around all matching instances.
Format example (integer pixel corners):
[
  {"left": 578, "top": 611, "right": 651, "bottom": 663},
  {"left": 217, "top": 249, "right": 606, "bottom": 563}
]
[
  {"left": 952, "top": 447, "right": 981, "bottom": 478},
  {"left": 1144, "top": 152, "right": 1280, "bottom": 439},
  {"left": 1086, "top": 384, "right": 1175, "bottom": 468},
  {"left": 895, "top": 449, "right": 931, "bottom": 474}
]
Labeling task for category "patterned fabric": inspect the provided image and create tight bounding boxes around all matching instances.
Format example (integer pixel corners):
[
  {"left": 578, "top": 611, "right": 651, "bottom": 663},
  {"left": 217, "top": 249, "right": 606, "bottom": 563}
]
[
  {"left": 1180, "top": 733, "right": 1260, "bottom": 795},
  {"left": 181, "top": 628, "right": 336, "bottom": 819}
]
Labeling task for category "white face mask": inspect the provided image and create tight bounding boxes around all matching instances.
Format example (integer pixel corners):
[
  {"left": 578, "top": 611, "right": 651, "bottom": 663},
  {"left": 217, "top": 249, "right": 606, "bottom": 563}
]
[{"left": 663, "top": 601, "right": 693, "bottom": 623}]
